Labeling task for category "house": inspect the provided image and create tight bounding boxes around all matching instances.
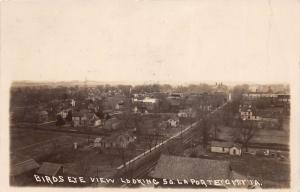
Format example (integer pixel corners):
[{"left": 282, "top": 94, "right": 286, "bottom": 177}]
[
  {"left": 86, "top": 112, "right": 101, "bottom": 127},
  {"left": 239, "top": 104, "right": 261, "bottom": 121},
  {"left": 242, "top": 92, "right": 278, "bottom": 100},
  {"left": 178, "top": 111, "right": 188, "bottom": 118},
  {"left": 277, "top": 94, "right": 290, "bottom": 103},
  {"left": 70, "top": 99, "right": 76, "bottom": 107},
  {"left": 94, "top": 137, "right": 103, "bottom": 148},
  {"left": 150, "top": 155, "right": 231, "bottom": 188},
  {"left": 72, "top": 111, "right": 84, "bottom": 127},
  {"left": 99, "top": 132, "right": 136, "bottom": 149},
  {"left": 88, "top": 103, "right": 100, "bottom": 112},
  {"left": 168, "top": 93, "right": 184, "bottom": 99},
  {"left": 103, "top": 118, "right": 122, "bottom": 131},
  {"left": 178, "top": 108, "right": 196, "bottom": 118},
  {"left": 72, "top": 111, "right": 100, "bottom": 127},
  {"left": 167, "top": 118, "right": 180, "bottom": 128},
  {"left": 133, "top": 106, "right": 139, "bottom": 113},
  {"left": 210, "top": 141, "right": 242, "bottom": 156},
  {"left": 199, "top": 104, "right": 212, "bottom": 112},
  {"left": 57, "top": 109, "right": 69, "bottom": 119},
  {"left": 115, "top": 100, "right": 125, "bottom": 110},
  {"left": 37, "top": 162, "right": 63, "bottom": 176}
]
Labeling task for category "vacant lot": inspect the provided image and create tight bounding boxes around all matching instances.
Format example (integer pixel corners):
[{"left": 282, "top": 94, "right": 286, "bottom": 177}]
[
  {"left": 10, "top": 129, "right": 66, "bottom": 150},
  {"left": 11, "top": 129, "right": 89, "bottom": 161},
  {"left": 216, "top": 125, "right": 289, "bottom": 145},
  {"left": 230, "top": 154, "right": 290, "bottom": 188}
]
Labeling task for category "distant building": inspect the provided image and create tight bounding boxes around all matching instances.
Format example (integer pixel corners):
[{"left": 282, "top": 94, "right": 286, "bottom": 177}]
[
  {"left": 98, "top": 132, "right": 136, "bottom": 149},
  {"left": 168, "top": 93, "right": 184, "bottom": 99},
  {"left": 210, "top": 141, "right": 242, "bottom": 156},
  {"left": 228, "top": 93, "right": 232, "bottom": 101},
  {"left": 94, "top": 137, "right": 103, "bottom": 148},
  {"left": 167, "top": 118, "right": 180, "bottom": 128},
  {"left": 239, "top": 104, "right": 261, "bottom": 121},
  {"left": 71, "top": 99, "right": 76, "bottom": 107},
  {"left": 72, "top": 111, "right": 101, "bottom": 127},
  {"left": 178, "top": 108, "right": 196, "bottom": 118},
  {"left": 242, "top": 92, "right": 290, "bottom": 101},
  {"left": 57, "top": 109, "right": 69, "bottom": 119},
  {"left": 277, "top": 94, "right": 290, "bottom": 103}
]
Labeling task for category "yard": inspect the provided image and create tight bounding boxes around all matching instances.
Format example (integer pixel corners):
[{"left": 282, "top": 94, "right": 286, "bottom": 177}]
[
  {"left": 182, "top": 144, "right": 290, "bottom": 188},
  {"left": 215, "top": 125, "right": 289, "bottom": 145}
]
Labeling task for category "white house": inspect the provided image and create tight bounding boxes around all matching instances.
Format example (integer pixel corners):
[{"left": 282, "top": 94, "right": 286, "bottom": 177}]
[
  {"left": 210, "top": 141, "right": 242, "bottom": 156},
  {"left": 133, "top": 106, "right": 139, "bottom": 113},
  {"left": 71, "top": 99, "right": 76, "bottom": 107},
  {"left": 178, "top": 108, "right": 196, "bottom": 118},
  {"left": 239, "top": 104, "right": 261, "bottom": 121},
  {"left": 57, "top": 110, "right": 68, "bottom": 119},
  {"left": 167, "top": 118, "right": 180, "bottom": 128},
  {"left": 178, "top": 112, "right": 188, "bottom": 118},
  {"left": 94, "top": 137, "right": 103, "bottom": 148}
]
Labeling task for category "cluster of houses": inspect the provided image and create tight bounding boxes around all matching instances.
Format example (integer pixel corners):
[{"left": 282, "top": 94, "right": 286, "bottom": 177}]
[
  {"left": 239, "top": 104, "right": 281, "bottom": 129},
  {"left": 210, "top": 141, "right": 242, "bottom": 156},
  {"left": 132, "top": 95, "right": 159, "bottom": 113},
  {"left": 242, "top": 92, "right": 290, "bottom": 103},
  {"left": 93, "top": 131, "right": 136, "bottom": 150}
]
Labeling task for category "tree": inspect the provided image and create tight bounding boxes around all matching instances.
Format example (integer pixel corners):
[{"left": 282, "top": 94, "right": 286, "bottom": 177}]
[
  {"left": 56, "top": 115, "right": 65, "bottom": 126},
  {"left": 236, "top": 119, "right": 256, "bottom": 152},
  {"left": 231, "top": 84, "right": 249, "bottom": 102},
  {"left": 66, "top": 110, "right": 72, "bottom": 122},
  {"left": 117, "top": 146, "right": 129, "bottom": 170},
  {"left": 77, "top": 154, "right": 91, "bottom": 177},
  {"left": 201, "top": 117, "right": 210, "bottom": 148}
]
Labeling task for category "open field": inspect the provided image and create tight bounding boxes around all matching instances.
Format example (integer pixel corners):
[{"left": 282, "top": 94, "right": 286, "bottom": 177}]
[{"left": 216, "top": 125, "right": 289, "bottom": 145}]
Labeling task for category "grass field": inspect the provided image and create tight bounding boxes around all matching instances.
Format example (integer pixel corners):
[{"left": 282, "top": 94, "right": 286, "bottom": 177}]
[{"left": 216, "top": 125, "right": 289, "bottom": 145}]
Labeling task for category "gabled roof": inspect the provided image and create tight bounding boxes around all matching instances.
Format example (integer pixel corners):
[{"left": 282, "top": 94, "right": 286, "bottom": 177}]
[
  {"left": 169, "top": 99, "right": 181, "bottom": 106},
  {"left": 72, "top": 111, "right": 83, "bottom": 117},
  {"left": 94, "top": 137, "right": 103, "bottom": 143},
  {"left": 10, "top": 159, "right": 40, "bottom": 176},
  {"left": 211, "top": 141, "right": 237, "bottom": 148},
  {"left": 39, "top": 110, "right": 48, "bottom": 115},
  {"left": 37, "top": 162, "right": 63, "bottom": 176},
  {"left": 150, "top": 155, "right": 230, "bottom": 180}
]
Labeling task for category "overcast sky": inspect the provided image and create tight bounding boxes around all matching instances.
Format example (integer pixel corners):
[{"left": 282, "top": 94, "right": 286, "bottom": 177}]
[{"left": 1, "top": 0, "right": 299, "bottom": 84}]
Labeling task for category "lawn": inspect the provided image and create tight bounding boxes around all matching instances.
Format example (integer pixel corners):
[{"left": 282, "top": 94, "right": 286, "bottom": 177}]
[{"left": 230, "top": 154, "right": 290, "bottom": 188}]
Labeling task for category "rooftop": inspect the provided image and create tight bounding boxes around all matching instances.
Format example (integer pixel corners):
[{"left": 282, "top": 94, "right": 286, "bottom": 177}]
[
  {"left": 211, "top": 141, "right": 241, "bottom": 148},
  {"left": 10, "top": 159, "right": 40, "bottom": 176},
  {"left": 37, "top": 162, "right": 63, "bottom": 176},
  {"left": 150, "top": 155, "right": 231, "bottom": 180}
]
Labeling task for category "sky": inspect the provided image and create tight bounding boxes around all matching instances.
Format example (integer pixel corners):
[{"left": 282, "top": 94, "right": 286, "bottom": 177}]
[{"left": 1, "top": 0, "right": 300, "bottom": 84}]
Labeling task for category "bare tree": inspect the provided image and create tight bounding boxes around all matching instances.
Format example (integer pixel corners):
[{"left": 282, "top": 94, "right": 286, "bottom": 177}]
[
  {"left": 77, "top": 155, "right": 90, "bottom": 177},
  {"left": 144, "top": 134, "right": 155, "bottom": 152},
  {"left": 117, "top": 146, "right": 128, "bottom": 169},
  {"left": 237, "top": 120, "right": 256, "bottom": 152}
]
